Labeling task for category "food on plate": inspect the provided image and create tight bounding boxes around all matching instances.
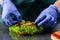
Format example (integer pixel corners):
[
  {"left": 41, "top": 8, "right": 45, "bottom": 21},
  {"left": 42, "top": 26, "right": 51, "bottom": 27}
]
[
  {"left": 9, "top": 20, "right": 43, "bottom": 35},
  {"left": 51, "top": 31, "right": 60, "bottom": 40}
]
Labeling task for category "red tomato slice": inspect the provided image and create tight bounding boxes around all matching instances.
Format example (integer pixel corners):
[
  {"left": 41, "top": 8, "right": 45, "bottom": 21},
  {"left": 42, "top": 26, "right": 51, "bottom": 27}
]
[{"left": 51, "top": 31, "right": 60, "bottom": 39}]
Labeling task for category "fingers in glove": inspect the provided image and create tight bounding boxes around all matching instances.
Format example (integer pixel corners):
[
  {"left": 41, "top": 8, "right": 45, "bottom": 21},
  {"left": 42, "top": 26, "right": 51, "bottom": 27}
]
[
  {"left": 37, "top": 15, "right": 51, "bottom": 26},
  {"left": 4, "top": 19, "right": 12, "bottom": 26},
  {"left": 8, "top": 18, "right": 18, "bottom": 24},
  {"left": 45, "top": 17, "right": 57, "bottom": 28},
  {"left": 12, "top": 10, "right": 22, "bottom": 22},
  {"left": 45, "top": 17, "right": 55, "bottom": 27},
  {"left": 34, "top": 15, "right": 46, "bottom": 24},
  {"left": 51, "top": 21, "right": 57, "bottom": 28}
]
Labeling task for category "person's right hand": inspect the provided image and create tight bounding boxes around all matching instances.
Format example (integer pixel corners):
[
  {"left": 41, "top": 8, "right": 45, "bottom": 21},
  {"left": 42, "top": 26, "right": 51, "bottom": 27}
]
[
  {"left": 34, "top": 5, "right": 58, "bottom": 28},
  {"left": 1, "top": 0, "right": 22, "bottom": 26}
]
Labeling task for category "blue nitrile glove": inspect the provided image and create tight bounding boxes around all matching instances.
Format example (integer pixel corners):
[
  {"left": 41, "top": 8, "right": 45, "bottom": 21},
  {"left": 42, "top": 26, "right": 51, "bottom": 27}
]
[
  {"left": 34, "top": 5, "right": 58, "bottom": 28},
  {"left": 1, "top": 0, "right": 22, "bottom": 26}
]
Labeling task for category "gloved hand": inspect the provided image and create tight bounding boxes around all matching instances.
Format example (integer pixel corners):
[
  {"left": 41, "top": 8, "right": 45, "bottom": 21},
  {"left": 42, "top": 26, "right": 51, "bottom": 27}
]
[
  {"left": 1, "top": 0, "right": 22, "bottom": 26},
  {"left": 34, "top": 5, "right": 58, "bottom": 28}
]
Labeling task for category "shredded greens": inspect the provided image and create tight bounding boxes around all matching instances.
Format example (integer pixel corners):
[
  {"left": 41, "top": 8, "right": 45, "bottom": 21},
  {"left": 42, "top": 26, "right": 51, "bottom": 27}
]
[{"left": 9, "top": 20, "right": 43, "bottom": 35}]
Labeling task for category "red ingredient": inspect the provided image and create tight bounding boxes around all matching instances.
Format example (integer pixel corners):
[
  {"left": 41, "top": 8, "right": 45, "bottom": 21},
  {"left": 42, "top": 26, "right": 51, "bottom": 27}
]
[{"left": 52, "top": 31, "right": 60, "bottom": 39}]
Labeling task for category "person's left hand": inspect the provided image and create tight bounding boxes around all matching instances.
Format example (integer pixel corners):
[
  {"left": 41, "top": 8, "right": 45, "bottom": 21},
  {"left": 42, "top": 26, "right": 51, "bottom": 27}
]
[{"left": 34, "top": 5, "right": 58, "bottom": 28}]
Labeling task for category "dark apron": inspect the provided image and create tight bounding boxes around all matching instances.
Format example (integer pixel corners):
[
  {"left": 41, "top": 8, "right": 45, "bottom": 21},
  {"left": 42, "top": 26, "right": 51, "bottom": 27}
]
[{"left": 12, "top": 0, "right": 56, "bottom": 21}]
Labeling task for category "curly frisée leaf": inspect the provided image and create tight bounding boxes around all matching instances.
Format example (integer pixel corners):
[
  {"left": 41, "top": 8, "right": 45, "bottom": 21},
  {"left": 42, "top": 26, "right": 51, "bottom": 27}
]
[{"left": 9, "top": 20, "right": 43, "bottom": 35}]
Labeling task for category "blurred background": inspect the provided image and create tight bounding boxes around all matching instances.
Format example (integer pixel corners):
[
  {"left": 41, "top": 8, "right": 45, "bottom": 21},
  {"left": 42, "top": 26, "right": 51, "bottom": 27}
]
[
  {"left": 0, "top": 5, "right": 2, "bottom": 16},
  {"left": 0, "top": 0, "right": 60, "bottom": 40}
]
